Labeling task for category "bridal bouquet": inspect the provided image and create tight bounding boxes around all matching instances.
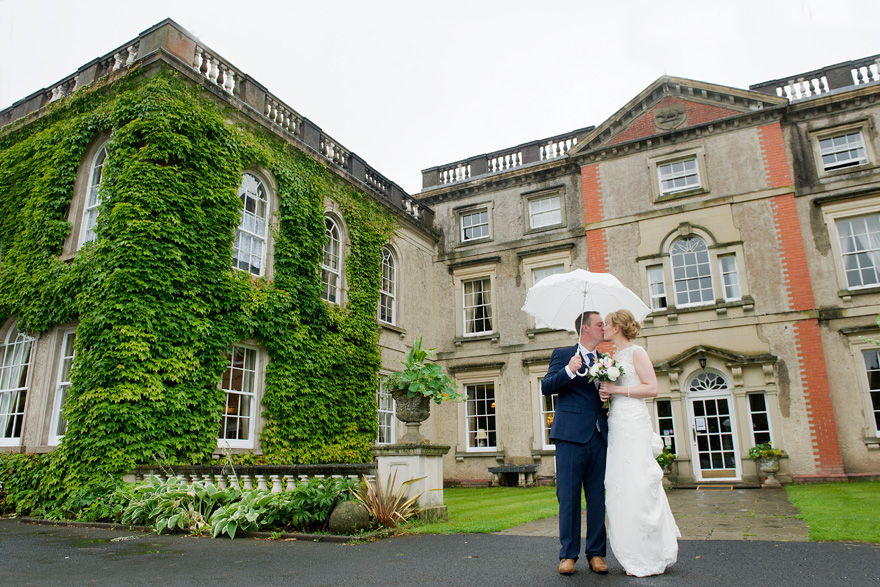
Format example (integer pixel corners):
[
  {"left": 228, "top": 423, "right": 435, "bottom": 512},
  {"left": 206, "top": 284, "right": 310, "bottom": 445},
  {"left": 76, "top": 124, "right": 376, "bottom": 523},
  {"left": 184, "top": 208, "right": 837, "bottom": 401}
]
[{"left": 586, "top": 353, "right": 625, "bottom": 408}]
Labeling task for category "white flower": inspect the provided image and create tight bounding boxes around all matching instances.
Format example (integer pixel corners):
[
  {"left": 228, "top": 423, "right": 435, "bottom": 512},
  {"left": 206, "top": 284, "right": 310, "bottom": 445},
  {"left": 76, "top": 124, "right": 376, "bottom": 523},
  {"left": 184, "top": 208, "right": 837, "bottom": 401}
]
[
  {"left": 589, "top": 364, "right": 601, "bottom": 377},
  {"left": 607, "top": 366, "right": 621, "bottom": 380},
  {"left": 601, "top": 356, "right": 613, "bottom": 368}
]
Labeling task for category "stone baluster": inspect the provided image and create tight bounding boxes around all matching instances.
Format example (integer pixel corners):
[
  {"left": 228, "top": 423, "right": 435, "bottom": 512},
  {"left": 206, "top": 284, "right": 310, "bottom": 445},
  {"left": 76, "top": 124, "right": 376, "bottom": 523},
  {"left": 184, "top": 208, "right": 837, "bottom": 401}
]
[
  {"left": 298, "top": 474, "right": 309, "bottom": 486},
  {"left": 177, "top": 474, "right": 188, "bottom": 485},
  {"left": 193, "top": 48, "right": 203, "bottom": 71},
  {"left": 284, "top": 474, "right": 296, "bottom": 491},
  {"left": 224, "top": 69, "right": 236, "bottom": 94},
  {"left": 199, "top": 51, "right": 210, "bottom": 77},
  {"left": 217, "top": 64, "right": 227, "bottom": 91},
  {"left": 208, "top": 57, "right": 219, "bottom": 85},
  {"left": 215, "top": 474, "right": 227, "bottom": 489},
  {"left": 255, "top": 474, "right": 267, "bottom": 491},
  {"left": 229, "top": 476, "right": 240, "bottom": 490},
  {"left": 125, "top": 44, "right": 138, "bottom": 67},
  {"left": 270, "top": 474, "right": 282, "bottom": 493},
  {"left": 190, "top": 474, "right": 201, "bottom": 485},
  {"left": 201, "top": 473, "right": 213, "bottom": 485}
]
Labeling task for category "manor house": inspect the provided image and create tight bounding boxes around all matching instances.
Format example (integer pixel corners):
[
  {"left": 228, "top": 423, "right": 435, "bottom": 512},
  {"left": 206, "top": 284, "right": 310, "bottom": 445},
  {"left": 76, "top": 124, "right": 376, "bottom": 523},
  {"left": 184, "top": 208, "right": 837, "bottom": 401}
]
[{"left": 1, "top": 19, "right": 878, "bottom": 485}]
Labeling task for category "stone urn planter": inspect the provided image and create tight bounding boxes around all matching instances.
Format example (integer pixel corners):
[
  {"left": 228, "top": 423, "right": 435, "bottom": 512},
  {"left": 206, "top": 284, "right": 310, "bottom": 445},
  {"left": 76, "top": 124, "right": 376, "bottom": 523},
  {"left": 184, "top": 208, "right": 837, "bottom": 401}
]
[
  {"left": 391, "top": 388, "right": 432, "bottom": 444},
  {"left": 748, "top": 442, "right": 785, "bottom": 486},
  {"left": 757, "top": 455, "right": 781, "bottom": 486},
  {"left": 381, "top": 336, "right": 465, "bottom": 445}
]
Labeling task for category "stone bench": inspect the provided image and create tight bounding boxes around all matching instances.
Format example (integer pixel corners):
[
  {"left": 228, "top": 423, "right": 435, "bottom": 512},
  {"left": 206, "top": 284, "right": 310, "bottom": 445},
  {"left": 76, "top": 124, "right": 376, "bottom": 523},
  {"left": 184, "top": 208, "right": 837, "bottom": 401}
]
[{"left": 488, "top": 464, "right": 538, "bottom": 487}]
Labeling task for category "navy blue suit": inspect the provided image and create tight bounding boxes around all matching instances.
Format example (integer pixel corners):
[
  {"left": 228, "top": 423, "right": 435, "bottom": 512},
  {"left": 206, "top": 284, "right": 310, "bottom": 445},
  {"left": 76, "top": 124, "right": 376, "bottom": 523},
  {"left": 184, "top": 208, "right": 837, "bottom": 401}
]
[{"left": 542, "top": 343, "right": 608, "bottom": 561}]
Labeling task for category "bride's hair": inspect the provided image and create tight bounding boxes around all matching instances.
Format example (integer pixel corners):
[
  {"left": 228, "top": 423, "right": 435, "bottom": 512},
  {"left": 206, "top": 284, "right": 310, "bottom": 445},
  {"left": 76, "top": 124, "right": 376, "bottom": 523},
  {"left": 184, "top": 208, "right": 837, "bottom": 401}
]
[{"left": 606, "top": 309, "right": 640, "bottom": 340}]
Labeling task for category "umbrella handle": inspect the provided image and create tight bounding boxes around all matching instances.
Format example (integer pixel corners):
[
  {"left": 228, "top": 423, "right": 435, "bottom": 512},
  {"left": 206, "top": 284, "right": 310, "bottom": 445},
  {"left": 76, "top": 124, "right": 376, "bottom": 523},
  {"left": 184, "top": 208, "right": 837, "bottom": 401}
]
[{"left": 575, "top": 365, "right": 589, "bottom": 377}]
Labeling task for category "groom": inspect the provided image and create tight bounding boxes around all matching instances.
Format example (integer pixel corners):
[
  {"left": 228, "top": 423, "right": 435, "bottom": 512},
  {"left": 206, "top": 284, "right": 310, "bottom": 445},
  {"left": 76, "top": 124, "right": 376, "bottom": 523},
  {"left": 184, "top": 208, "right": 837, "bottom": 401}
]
[{"left": 542, "top": 310, "right": 609, "bottom": 575}]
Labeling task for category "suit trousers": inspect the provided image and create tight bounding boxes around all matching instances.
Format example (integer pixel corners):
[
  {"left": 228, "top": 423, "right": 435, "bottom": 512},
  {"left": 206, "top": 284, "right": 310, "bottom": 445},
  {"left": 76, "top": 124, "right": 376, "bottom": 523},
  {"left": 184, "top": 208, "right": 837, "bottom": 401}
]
[{"left": 554, "top": 430, "right": 607, "bottom": 560}]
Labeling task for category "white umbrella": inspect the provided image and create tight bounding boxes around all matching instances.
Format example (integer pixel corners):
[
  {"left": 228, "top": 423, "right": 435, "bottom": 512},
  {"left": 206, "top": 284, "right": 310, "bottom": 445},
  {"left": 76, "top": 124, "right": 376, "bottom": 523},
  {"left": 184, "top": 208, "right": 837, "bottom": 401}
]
[{"left": 521, "top": 269, "right": 651, "bottom": 332}]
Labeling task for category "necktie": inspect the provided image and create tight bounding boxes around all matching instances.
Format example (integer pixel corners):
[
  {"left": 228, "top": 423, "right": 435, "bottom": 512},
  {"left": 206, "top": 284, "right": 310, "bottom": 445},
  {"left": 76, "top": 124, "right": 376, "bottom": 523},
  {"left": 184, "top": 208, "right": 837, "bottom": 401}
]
[{"left": 586, "top": 352, "right": 595, "bottom": 367}]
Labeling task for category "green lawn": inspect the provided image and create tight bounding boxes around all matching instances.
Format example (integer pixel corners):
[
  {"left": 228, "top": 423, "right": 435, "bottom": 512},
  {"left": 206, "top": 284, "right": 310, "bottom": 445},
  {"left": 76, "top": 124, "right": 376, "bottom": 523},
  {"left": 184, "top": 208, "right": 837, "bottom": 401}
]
[
  {"left": 785, "top": 481, "right": 880, "bottom": 543},
  {"left": 407, "top": 486, "right": 559, "bottom": 534}
]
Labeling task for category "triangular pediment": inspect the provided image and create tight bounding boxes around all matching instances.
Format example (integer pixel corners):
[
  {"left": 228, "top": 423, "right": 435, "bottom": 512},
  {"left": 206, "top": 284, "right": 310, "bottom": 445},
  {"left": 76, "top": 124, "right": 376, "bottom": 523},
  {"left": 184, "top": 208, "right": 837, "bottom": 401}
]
[
  {"left": 569, "top": 76, "right": 789, "bottom": 156},
  {"left": 653, "top": 345, "right": 777, "bottom": 372}
]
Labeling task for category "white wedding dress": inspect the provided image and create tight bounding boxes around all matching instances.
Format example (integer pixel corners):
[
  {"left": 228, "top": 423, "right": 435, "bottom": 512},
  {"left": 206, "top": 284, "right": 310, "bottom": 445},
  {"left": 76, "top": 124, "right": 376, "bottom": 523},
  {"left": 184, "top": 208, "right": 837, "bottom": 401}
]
[{"left": 605, "top": 344, "right": 680, "bottom": 576}]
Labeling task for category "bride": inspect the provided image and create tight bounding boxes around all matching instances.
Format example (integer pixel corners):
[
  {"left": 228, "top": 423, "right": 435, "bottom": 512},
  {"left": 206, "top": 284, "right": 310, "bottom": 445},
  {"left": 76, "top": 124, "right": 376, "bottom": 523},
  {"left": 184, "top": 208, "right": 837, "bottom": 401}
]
[{"left": 598, "top": 309, "right": 680, "bottom": 577}]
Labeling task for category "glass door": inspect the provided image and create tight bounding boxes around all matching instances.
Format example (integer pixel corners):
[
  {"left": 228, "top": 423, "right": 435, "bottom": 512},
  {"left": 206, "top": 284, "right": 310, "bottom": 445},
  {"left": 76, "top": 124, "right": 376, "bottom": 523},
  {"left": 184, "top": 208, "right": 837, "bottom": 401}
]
[{"left": 686, "top": 372, "right": 741, "bottom": 481}]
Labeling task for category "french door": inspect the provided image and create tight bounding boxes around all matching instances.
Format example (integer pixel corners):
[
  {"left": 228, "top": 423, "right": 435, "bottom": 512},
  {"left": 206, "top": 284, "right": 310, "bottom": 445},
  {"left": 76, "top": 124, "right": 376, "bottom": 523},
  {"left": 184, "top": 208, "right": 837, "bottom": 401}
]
[{"left": 687, "top": 394, "right": 741, "bottom": 481}]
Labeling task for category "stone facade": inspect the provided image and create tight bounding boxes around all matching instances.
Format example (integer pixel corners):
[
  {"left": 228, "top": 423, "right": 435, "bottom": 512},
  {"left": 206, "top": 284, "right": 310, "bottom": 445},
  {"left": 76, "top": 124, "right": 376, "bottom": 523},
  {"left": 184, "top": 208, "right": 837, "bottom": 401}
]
[{"left": 2, "top": 18, "right": 879, "bottom": 485}]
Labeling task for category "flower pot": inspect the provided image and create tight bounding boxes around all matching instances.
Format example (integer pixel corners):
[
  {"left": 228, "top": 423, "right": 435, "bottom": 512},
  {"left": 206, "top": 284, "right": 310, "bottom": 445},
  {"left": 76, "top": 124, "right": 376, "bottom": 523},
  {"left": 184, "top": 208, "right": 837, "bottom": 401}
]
[
  {"left": 757, "top": 455, "right": 781, "bottom": 486},
  {"left": 391, "top": 389, "right": 431, "bottom": 444}
]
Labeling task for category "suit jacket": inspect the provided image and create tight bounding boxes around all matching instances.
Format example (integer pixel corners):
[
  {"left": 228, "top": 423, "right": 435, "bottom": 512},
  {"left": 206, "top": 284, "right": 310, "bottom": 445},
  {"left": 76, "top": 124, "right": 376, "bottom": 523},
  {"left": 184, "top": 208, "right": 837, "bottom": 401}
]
[{"left": 542, "top": 344, "right": 608, "bottom": 444}]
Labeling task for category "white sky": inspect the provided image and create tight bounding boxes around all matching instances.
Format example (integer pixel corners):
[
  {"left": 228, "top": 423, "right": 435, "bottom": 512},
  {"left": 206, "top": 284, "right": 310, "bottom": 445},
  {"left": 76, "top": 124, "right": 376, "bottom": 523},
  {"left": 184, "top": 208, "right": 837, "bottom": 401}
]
[{"left": 1, "top": 0, "right": 878, "bottom": 194}]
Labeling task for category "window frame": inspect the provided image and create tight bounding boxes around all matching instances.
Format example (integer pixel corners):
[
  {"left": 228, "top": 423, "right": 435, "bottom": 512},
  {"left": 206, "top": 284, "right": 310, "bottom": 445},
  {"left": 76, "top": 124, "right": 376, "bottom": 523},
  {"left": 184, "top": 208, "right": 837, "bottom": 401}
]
[
  {"left": 217, "top": 343, "right": 262, "bottom": 450},
  {"left": 522, "top": 187, "right": 566, "bottom": 233},
  {"left": 321, "top": 215, "right": 344, "bottom": 305},
  {"left": 746, "top": 392, "right": 773, "bottom": 446},
  {"left": 464, "top": 381, "right": 497, "bottom": 452},
  {"left": 648, "top": 147, "right": 709, "bottom": 201},
  {"left": 48, "top": 329, "right": 77, "bottom": 446},
  {"left": 379, "top": 246, "right": 397, "bottom": 325},
  {"left": 0, "top": 320, "right": 35, "bottom": 447},
  {"left": 232, "top": 172, "right": 270, "bottom": 277},
  {"left": 851, "top": 338, "right": 880, "bottom": 440},
  {"left": 718, "top": 254, "right": 742, "bottom": 302},
  {"left": 654, "top": 398, "right": 677, "bottom": 454},
  {"left": 462, "top": 277, "right": 493, "bottom": 336},
  {"left": 376, "top": 380, "right": 396, "bottom": 445},
  {"left": 455, "top": 203, "right": 493, "bottom": 245},
  {"left": 669, "top": 235, "right": 715, "bottom": 308},
  {"left": 646, "top": 264, "right": 668, "bottom": 310},
  {"left": 822, "top": 198, "right": 880, "bottom": 295},
  {"left": 809, "top": 122, "right": 876, "bottom": 178},
  {"left": 77, "top": 141, "right": 109, "bottom": 249}
]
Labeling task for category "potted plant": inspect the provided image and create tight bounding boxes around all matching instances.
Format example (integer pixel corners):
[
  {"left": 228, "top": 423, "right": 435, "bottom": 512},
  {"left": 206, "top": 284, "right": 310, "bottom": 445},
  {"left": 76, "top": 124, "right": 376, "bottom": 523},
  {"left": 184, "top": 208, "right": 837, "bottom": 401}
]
[
  {"left": 656, "top": 446, "right": 676, "bottom": 486},
  {"left": 381, "top": 336, "right": 464, "bottom": 443},
  {"left": 748, "top": 441, "right": 786, "bottom": 486}
]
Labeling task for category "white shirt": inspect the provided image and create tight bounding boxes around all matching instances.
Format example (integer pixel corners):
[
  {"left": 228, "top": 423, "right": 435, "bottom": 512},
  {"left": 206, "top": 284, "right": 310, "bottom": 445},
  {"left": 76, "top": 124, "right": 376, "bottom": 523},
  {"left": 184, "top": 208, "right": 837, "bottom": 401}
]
[{"left": 564, "top": 344, "right": 596, "bottom": 379}]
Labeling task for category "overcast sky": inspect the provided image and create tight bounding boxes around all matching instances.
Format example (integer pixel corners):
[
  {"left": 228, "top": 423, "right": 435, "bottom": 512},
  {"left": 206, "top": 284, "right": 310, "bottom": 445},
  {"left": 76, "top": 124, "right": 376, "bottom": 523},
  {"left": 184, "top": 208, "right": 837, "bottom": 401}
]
[{"left": 1, "top": 0, "right": 878, "bottom": 194}]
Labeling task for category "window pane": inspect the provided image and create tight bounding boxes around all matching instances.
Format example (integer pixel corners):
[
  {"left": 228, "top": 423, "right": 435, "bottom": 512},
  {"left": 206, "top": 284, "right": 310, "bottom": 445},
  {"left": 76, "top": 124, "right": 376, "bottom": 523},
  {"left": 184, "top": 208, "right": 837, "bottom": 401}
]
[
  {"left": 837, "top": 216, "right": 880, "bottom": 289},
  {"left": 321, "top": 217, "right": 342, "bottom": 303},
  {"left": 0, "top": 324, "right": 34, "bottom": 441},
  {"left": 658, "top": 157, "right": 700, "bottom": 195},
  {"left": 647, "top": 265, "right": 667, "bottom": 310},
  {"left": 461, "top": 210, "right": 489, "bottom": 241},
  {"left": 466, "top": 383, "right": 496, "bottom": 449},
  {"left": 218, "top": 345, "right": 258, "bottom": 445},
  {"left": 819, "top": 131, "right": 868, "bottom": 171},
  {"left": 232, "top": 174, "right": 269, "bottom": 276},
  {"left": 529, "top": 195, "right": 562, "bottom": 228},
  {"left": 463, "top": 278, "right": 493, "bottom": 334},
  {"left": 670, "top": 237, "right": 714, "bottom": 306},
  {"left": 379, "top": 247, "right": 396, "bottom": 324}
]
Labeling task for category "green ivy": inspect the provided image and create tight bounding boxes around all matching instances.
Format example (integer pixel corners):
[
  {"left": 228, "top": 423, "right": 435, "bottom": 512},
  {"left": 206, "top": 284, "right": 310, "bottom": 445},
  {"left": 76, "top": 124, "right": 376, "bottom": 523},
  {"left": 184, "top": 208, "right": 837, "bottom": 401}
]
[{"left": 0, "top": 69, "right": 395, "bottom": 503}]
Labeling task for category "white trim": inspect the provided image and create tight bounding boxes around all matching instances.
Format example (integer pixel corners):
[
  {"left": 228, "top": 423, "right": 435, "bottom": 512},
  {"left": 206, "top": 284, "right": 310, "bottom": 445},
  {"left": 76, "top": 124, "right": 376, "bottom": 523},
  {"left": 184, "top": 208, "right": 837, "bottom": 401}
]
[
  {"left": 48, "top": 329, "right": 76, "bottom": 446},
  {"left": 77, "top": 142, "right": 108, "bottom": 249}
]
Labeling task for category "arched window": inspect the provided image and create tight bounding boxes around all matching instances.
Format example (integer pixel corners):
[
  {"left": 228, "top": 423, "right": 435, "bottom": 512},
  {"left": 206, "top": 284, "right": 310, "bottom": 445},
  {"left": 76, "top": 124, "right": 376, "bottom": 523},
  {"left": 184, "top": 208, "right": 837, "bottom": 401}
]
[
  {"left": 379, "top": 247, "right": 396, "bottom": 324},
  {"left": 688, "top": 371, "right": 730, "bottom": 393},
  {"left": 0, "top": 322, "right": 35, "bottom": 444},
  {"left": 78, "top": 142, "right": 108, "bottom": 248},
  {"left": 670, "top": 236, "right": 714, "bottom": 307},
  {"left": 321, "top": 216, "right": 342, "bottom": 303},
  {"left": 232, "top": 173, "right": 269, "bottom": 276}
]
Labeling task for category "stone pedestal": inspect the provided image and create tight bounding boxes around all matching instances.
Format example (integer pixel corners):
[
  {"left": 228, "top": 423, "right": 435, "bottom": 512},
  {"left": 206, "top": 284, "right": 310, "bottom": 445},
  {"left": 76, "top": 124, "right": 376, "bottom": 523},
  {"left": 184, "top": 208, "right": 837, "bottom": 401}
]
[{"left": 372, "top": 443, "right": 451, "bottom": 521}]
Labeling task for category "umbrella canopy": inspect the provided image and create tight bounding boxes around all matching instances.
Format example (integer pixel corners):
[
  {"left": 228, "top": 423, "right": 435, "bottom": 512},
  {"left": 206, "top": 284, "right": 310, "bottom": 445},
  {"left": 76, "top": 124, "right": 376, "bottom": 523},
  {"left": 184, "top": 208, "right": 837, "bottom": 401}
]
[{"left": 521, "top": 269, "right": 651, "bottom": 332}]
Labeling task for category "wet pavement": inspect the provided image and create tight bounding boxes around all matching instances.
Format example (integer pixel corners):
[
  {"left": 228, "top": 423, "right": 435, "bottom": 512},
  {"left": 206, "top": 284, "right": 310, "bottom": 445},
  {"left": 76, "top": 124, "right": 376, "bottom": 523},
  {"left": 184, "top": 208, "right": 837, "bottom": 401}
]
[
  {"left": 497, "top": 486, "right": 810, "bottom": 542},
  {"left": 2, "top": 487, "right": 876, "bottom": 586}
]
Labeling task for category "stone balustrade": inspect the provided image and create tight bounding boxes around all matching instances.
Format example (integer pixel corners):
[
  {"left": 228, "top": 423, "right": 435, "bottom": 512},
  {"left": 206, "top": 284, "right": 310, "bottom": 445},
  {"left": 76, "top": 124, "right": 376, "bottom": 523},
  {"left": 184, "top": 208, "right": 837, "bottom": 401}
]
[
  {"left": 128, "top": 463, "right": 376, "bottom": 492},
  {"left": 0, "top": 18, "right": 430, "bottom": 229},
  {"left": 422, "top": 127, "right": 592, "bottom": 190},
  {"left": 750, "top": 54, "right": 880, "bottom": 100}
]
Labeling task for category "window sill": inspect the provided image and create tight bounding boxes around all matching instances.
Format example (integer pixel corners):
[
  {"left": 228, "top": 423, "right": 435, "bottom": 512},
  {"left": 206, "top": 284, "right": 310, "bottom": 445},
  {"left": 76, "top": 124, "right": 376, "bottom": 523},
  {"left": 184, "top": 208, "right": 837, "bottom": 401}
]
[
  {"left": 838, "top": 286, "right": 880, "bottom": 301},
  {"left": 523, "top": 223, "right": 565, "bottom": 236},
  {"left": 526, "top": 327, "right": 567, "bottom": 339},
  {"left": 379, "top": 322, "right": 406, "bottom": 339},
  {"left": 656, "top": 187, "right": 709, "bottom": 202},
  {"left": 645, "top": 296, "right": 755, "bottom": 324},
  {"left": 865, "top": 436, "right": 880, "bottom": 450},
  {"left": 455, "top": 333, "right": 500, "bottom": 346}
]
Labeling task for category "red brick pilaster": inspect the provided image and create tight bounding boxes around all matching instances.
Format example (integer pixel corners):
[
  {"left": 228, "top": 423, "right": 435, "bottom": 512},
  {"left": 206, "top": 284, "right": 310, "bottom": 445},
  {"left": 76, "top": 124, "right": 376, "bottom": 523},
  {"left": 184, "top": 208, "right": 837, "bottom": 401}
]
[
  {"left": 772, "top": 191, "right": 844, "bottom": 476},
  {"left": 792, "top": 319, "right": 845, "bottom": 476},
  {"left": 582, "top": 163, "right": 608, "bottom": 272},
  {"left": 758, "top": 122, "right": 792, "bottom": 189}
]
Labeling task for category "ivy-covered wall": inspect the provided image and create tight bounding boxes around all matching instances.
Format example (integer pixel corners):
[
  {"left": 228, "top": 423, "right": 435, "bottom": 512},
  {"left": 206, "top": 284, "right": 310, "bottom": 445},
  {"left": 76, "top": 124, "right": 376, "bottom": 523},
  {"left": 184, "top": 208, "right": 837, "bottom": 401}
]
[{"left": 0, "top": 69, "right": 395, "bottom": 492}]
